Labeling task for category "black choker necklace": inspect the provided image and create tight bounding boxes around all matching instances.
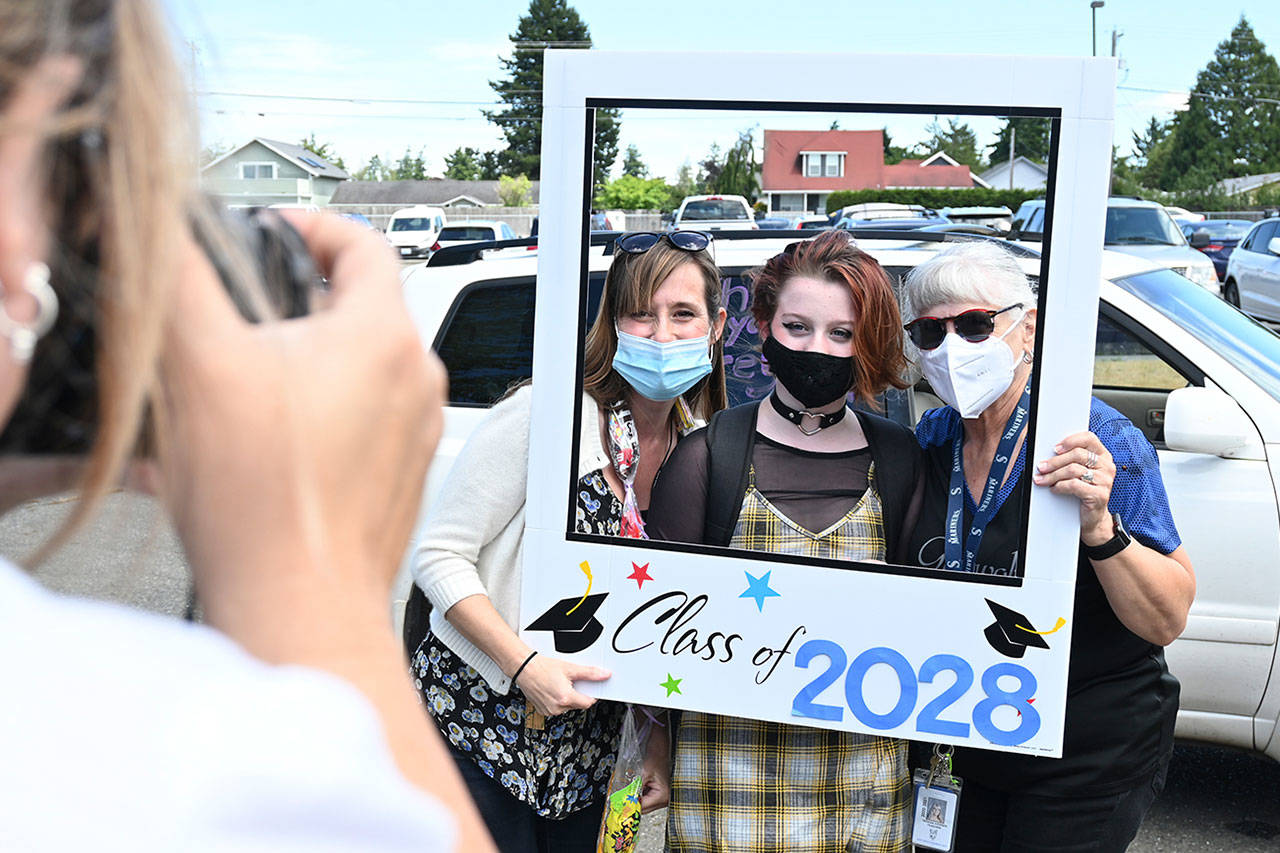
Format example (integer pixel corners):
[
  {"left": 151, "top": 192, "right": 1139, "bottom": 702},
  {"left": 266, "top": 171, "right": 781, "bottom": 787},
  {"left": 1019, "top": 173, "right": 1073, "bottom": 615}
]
[{"left": 769, "top": 391, "right": 847, "bottom": 435}]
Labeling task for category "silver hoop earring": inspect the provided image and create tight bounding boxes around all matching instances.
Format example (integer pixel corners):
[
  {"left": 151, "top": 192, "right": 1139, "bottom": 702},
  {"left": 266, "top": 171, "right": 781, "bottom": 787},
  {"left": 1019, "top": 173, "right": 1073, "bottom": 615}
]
[
  {"left": 1022, "top": 351, "right": 1033, "bottom": 365},
  {"left": 0, "top": 263, "right": 58, "bottom": 363}
]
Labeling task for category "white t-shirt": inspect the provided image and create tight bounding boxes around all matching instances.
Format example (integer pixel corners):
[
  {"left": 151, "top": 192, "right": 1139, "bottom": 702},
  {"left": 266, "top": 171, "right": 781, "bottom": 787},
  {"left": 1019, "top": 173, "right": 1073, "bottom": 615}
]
[{"left": 0, "top": 558, "right": 455, "bottom": 852}]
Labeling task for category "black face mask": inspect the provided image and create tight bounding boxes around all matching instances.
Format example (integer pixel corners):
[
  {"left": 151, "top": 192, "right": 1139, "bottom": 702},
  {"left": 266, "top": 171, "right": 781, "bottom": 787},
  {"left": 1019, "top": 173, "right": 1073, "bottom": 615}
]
[{"left": 761, "top": 334, "right": 856, "bottom": 409}]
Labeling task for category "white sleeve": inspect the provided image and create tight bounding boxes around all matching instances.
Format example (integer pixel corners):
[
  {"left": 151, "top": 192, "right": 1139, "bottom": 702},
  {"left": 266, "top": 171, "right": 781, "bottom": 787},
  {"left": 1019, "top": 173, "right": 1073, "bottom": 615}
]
[{"left": 412, "top": 385, "right": 532, "bottom": 614}]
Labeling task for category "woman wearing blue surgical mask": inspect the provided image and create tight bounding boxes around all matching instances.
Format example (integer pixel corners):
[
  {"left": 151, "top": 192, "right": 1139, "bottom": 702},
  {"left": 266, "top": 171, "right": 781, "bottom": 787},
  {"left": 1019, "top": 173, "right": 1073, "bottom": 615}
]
[
  {"left": 406, "top": 231, "right": 726, "bottom": 853},
  {"left": 900, "top": 241, "right": 1194, "bottom": 852}
]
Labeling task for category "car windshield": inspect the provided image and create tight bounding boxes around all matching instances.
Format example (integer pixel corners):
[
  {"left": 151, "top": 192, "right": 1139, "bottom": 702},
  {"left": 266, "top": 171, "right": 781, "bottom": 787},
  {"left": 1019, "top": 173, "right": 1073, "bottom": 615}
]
[
  {"left": 1115, "top": 268, "right": 1280, "bottom": 401},
  {"left": 1104, "top": 207, "right": 1184, "bottom": 246},
  {"left": 390, "top": 217, "right": 432, "bottom": 231},
  {"left": 681, "top": 200, "right": 750, "bottom": 220},
  {"left": 438, "top": 226, "right": 495, "bottom": 241},
  {"left": 1187, "top": 220, "right": 1253, "bottom": 240}
]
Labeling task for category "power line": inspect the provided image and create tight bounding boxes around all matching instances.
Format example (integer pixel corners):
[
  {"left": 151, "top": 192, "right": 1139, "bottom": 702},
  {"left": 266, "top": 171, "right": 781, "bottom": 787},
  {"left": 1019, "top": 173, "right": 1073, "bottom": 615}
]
[{"left": 1118, "top": 84, "right": 1280, "bottom": 107}]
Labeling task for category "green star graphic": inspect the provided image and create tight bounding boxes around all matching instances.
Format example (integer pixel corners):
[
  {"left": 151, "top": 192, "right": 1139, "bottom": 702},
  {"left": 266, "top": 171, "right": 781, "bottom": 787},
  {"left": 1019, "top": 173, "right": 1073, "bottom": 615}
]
[{"left": 659, "top": 673, "right": 683, "bottom": 697}]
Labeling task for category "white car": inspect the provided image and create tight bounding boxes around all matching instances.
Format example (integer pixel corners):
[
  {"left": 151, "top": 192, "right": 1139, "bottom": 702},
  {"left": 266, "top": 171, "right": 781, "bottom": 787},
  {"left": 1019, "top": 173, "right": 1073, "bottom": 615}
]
[
  {"left": 673, "top": 194, "right": 758, "bottom": 231},
  {"left": 435, "top": 220, "right": 520, "bottom": 251},
  {"left": 385, "top": 205, "right": 447, "bottom": 260},
  {"left": 1012, "top": 198, "right": 1220, "bottom": 293},
  {"left": 399, "top": 233, "right": 1280, "bottom": 764},
  {"left": 1223, "top": 217, "right": 1280, "bottom": 318}
]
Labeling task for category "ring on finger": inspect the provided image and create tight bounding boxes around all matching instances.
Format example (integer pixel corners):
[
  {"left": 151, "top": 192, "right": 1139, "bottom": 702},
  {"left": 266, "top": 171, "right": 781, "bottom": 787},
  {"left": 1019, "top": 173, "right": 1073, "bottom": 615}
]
[
  {"left": 1080, "top": 469, "right": 1095, "bottom": 484},
  {"left": 1085, "top": 450, "right": 1099, "bottom": 469}
]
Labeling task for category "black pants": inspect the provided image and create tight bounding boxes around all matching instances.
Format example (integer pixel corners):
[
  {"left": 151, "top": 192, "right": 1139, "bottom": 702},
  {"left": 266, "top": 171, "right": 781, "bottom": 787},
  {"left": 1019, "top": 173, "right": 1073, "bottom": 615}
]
[
  {"left": 451, "top": 746, "right": 604, "bottom": 853},
  {"left": 953, "top": 756, "right": 1170, "bottom": 853}
]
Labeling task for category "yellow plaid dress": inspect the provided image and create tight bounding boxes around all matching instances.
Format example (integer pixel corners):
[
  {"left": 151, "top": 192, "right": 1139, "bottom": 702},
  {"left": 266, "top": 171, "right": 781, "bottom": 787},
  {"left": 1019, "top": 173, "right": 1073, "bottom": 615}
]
[{"left": 667, "top": 464, "right": 911, "bottom": 853}]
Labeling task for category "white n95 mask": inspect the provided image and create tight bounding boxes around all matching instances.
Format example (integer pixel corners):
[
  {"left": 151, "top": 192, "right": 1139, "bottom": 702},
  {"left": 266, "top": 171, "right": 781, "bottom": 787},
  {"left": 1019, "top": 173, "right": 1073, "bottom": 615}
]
[{"left": 919, "top": 311, "right": 1026, "bottom": 419}]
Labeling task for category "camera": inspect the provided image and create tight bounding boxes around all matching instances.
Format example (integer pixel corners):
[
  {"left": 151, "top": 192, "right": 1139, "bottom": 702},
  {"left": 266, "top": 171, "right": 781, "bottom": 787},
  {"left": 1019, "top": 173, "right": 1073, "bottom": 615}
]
[{"left": 0, "top": 203, "right": 322, "bottom": 455}]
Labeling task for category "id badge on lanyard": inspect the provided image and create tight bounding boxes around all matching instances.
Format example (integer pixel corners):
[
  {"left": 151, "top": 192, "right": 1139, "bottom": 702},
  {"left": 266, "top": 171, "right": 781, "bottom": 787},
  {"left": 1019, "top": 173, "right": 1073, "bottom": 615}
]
[
  {"left": 943, "top": 382, "right": 1031, "bottom": 573},
  {"left": 912, "top": 745, "right": 963, "bottom": 852}
]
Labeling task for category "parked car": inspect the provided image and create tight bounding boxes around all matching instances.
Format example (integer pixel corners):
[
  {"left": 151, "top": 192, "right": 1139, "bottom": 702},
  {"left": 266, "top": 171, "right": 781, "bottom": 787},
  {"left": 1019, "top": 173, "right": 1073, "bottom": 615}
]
[
  {"left": 1011, "top": 197, "right": 1219, "bottom": 292},
  {"left": 793, "top": 214, "right": 834, "bottom": 230},
  {"left": 835, "top": 207, "right": 951, "bottom": 231},
  {"left": 1165, "top": 205, "right": 1206, "bottom": 228},
  {"left": 1182, "top": 219, "right": 1254, "bottom": 282},
  {"left": 435, "top": 220, "right": 519, "bottom": 249},
  {"left": 338, "top": 212, "right": 378, "bottom": 231},
  {"left": 385, "top": 205, "right": 447, "bottom": 259},
  {"left": 754, "top": 216, "right": 795, "bottom": 230},
  {"left": 940, "top": 205, "right": 1013, "bottom": 232},
  {"left": 1223, "top": 217, "right": 1280, "bottom": 315},
  {"left": 673, "top": 194, "right": 758, "bottom": 231},
  {"left": 398, "top": 229, "right": 1280, "bottom": 765}
]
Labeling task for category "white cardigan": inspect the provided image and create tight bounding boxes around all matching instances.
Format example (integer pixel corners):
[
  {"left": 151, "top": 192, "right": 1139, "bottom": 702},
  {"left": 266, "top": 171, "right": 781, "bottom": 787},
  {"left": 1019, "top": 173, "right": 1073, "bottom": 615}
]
[{"left": 412, "top": 386, "right": 611, "bottom": 693}]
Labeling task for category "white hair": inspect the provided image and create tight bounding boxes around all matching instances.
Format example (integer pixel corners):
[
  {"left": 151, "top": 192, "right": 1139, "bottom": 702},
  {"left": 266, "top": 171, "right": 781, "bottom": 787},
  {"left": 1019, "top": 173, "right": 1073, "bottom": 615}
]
[{"left": 902, "top": 241, "right": 1036, "bottom": 323}]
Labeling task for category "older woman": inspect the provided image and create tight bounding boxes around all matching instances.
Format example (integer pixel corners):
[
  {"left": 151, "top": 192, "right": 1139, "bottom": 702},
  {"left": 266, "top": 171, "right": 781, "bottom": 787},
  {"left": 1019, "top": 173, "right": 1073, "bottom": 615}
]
[{"left": 900, "top": 242, "right": 1195, "bottom": 852}]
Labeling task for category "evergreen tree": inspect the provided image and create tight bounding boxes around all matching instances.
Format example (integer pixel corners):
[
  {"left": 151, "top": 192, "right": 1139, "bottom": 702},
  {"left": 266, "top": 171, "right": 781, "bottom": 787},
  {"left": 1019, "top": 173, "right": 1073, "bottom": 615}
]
[
  {"left": 443, "top": 147, "right": 482, "bottom": 181},
  {"left": 389, "top": 146, "right": 427, "bottom": 181},
  {"left": 987, "top": 116, "right": 1051, "bottom": 167},
  {"left": 1158, "top": 96, "right": 1228, "bottom": 191},
  {"left": 1166, "top": 16, "right": 1280, "bottom": 179},
  {"left": 298, "top": 133, "right": 345, "bottom": 170},
  {"left": 923, "top": 118, "right": 983, "bottom": 170},
  {"left": 881, "top": 127, "right": 911, "bottom": 165},
  {"left": 485, "top": 0, "right": 621, "bottom": 182},
  {"left": 697, "top": 143, "right": 723, "bottom": 194},
  {"left": 353, "top": 154, "right": 389, "bottom": 182},
  {"left": 478, "top": 150, "right": 504, "bottom": 181},
  {"left": 716, "top": 130, "right": 760, "bottom": 201},
  {"left": 621, "top": 144, "right": 649, "bottom": 178},
  {"left": 1129, "top": 117, "right": 1169, "bottom": 165}
]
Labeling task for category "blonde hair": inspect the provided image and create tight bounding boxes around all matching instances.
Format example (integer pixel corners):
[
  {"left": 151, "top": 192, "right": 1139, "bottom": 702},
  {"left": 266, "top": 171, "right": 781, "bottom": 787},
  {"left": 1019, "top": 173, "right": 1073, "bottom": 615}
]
[
  {"left": 582, "top": 239, "right": 727, "bottom": 420},
  {"left": 1, "top": 1, "right": 255, "bottom": 556}
]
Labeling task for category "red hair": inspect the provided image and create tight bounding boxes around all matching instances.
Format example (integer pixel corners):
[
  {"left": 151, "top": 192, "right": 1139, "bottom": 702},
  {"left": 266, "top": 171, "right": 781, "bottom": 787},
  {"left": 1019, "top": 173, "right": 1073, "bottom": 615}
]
[{"left": 749, "top": 230, "right": 908, "bottom": 404}]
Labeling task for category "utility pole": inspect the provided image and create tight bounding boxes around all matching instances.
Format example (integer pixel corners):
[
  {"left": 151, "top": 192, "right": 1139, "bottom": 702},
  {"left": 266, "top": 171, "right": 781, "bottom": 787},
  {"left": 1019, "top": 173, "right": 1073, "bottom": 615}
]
[
  {"left": 1009, "top": 126, "right": 1016, "bottom": 190},
  {"left": 1111, "top": 29, "right": 1122, "bottom": 58}
]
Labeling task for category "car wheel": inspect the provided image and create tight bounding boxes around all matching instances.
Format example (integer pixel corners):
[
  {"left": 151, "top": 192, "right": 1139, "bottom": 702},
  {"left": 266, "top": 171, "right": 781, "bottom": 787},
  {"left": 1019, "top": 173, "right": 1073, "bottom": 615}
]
[{"left": 1224, "top": 280, "right": 1240, "bottom": 308}]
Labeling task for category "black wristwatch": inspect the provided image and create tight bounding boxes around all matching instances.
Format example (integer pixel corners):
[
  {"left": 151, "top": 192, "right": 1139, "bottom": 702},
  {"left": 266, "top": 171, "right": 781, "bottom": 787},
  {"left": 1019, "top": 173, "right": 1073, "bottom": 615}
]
[{"left": 1082, "top": 512, "right": 1132, "bottom": 561}]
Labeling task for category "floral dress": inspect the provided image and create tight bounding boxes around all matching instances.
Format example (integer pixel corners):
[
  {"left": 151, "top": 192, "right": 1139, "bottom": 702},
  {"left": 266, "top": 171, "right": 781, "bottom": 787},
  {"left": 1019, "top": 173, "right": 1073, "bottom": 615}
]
[{"left": 411, "top": 468, "right": 628, "bottom": 817}]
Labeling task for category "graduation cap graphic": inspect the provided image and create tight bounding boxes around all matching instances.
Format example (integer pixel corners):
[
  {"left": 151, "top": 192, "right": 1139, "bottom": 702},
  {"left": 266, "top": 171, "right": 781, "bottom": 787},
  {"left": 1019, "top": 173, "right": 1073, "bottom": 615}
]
[
  {"left": 983, "top": 598, "right": 1057, "bottom": 658},
  {"left": 524, "top": 593, "right": 609, "bottom": 654}
]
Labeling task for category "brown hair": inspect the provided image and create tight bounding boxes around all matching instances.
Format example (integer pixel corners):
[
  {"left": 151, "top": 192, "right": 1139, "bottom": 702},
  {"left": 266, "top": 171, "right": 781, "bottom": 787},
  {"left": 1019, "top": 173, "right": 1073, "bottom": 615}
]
[
  {"left": 582, "top": 238, "right": 727, "bottom": 420},
  {"left": 1, "top": 0, "right": 257, "bottom": 556},
  {"left": 749, "top": 229, "right": 908, "bottom": 405}
]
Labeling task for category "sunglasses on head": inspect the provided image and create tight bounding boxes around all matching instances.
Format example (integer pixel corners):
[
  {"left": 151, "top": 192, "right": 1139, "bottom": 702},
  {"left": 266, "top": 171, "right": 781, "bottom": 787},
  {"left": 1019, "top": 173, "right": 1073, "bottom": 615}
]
[
  {"left": 903, "top": 303, "right": 1025, "bottom": 350},
  {"left": 615, "top": 230, "right": 712, "bottom": 255}
]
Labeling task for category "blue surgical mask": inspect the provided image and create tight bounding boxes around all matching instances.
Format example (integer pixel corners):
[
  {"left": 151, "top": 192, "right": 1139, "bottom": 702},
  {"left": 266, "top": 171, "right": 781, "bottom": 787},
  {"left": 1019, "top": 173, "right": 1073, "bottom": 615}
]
[{"left": 612, "top": 327, "right": 713, "bottom": 401}]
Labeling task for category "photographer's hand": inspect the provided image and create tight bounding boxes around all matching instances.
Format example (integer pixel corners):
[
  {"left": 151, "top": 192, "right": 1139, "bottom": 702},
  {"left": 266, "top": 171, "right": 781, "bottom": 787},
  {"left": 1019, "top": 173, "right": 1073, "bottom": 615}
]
[{"left": 158, "top": 213, "right": 492, "bottom": 851}]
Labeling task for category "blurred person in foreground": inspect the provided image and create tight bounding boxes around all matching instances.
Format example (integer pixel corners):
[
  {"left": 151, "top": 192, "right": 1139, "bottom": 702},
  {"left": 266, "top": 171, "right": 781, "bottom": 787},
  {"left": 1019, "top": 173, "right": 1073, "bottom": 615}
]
[{"left": 0, "top": 1, "right": 490, "bottom": 849}]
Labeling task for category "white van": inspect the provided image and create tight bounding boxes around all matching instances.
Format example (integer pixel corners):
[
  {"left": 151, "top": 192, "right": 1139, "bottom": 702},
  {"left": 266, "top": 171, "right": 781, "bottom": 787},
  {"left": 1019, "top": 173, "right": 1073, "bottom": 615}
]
[{"left": 386, "top": 206, "right": 447, "bottom": 259}]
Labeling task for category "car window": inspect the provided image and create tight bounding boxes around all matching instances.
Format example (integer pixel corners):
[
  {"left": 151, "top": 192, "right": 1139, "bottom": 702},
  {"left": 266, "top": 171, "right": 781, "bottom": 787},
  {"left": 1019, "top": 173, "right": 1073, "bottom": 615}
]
[
  {"left": 438, "top": 226, "right": 496, "bottom": 242},
  {"left": 1094, "top": 315, "right": 1190, "bottom": 392},
  {"left": 1115, "top": 268, "right": 1280, "bottom": 403},
  {"left": 502, "top": 223, "right": 516, "bottom": 240},
  {"left": 390, "top": 218, "right": 432, "bottom": 231},
  {"left": 680, "top": 200, "right": 751, "bottom": 221},
  {"left": 1251, "top": 221, "right": 1277, "bottom": 251},
  {"left": 1104, "top": 207, "right": 1184, "bottom": 246},
  {"left": 1025, "top": 206, "right": 1045, "bottom": 232}
]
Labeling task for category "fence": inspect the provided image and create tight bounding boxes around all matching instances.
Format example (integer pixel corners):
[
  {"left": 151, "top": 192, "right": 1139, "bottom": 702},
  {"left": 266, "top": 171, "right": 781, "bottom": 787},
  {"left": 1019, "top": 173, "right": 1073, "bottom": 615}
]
[
  {"left": 1200, "top": 210, "right": 1280, "bottom": 222},
  {"left": 325, "top": 204, "right": 663, "bottom": 236}
]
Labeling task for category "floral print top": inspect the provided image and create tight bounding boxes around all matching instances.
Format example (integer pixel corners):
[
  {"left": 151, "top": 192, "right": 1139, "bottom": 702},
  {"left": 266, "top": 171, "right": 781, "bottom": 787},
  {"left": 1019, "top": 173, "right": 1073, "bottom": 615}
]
[{"left": 411, "top": 468, "right": 627, "bottom": 817}]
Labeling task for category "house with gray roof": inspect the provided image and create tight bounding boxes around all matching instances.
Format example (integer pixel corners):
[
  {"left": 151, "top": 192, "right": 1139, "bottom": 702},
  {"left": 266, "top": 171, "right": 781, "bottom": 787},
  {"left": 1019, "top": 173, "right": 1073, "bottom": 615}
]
[
  {"left": 202, "top": 137, "right": 350, "bottom": 208},
  {"left": 329, "top": 178, "right": 541, "bottom": 208},
  {"left": 979, "top": 156, "right": 1049, "bottom": 191}
]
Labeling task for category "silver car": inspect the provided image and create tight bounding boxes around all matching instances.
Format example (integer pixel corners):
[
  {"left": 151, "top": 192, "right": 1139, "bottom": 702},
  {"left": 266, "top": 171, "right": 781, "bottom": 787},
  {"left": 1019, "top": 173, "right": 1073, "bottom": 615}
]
[{"left": 1223, "top": 217, "right": 1280, "bottom": 318}]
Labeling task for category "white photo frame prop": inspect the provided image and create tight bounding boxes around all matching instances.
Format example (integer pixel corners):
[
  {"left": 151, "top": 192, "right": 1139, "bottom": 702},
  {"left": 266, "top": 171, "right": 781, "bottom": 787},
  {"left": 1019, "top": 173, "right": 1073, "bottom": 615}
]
[{"left": 523, "top": 52, "right": 1115, "bottom": 757}]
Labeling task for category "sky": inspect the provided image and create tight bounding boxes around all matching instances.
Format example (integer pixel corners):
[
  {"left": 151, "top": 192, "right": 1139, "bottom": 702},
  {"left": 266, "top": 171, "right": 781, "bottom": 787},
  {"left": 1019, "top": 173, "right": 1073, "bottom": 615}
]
[{"left": 164, "top": 0, "right": 1280, "bottom": 181}]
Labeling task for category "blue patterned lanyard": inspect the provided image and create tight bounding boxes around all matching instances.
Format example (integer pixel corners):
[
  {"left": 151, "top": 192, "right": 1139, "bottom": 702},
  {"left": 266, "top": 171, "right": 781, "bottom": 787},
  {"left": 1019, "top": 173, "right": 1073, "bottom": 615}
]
[{"left": 944, "top": 381, "right": 1031, "bottom": 573}]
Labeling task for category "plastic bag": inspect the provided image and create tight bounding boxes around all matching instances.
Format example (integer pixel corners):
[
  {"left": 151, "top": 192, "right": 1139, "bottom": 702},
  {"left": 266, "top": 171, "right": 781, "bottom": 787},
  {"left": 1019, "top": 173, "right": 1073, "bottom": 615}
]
[{"left": 596, "top": 707, "right": 648, "bottom": 853}]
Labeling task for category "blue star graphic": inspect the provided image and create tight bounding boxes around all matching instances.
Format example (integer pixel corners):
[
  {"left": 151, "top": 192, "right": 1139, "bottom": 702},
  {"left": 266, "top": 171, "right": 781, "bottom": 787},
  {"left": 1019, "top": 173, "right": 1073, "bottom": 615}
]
[{"left": 739, "top": 570, "right": 781, "bottom": 612}]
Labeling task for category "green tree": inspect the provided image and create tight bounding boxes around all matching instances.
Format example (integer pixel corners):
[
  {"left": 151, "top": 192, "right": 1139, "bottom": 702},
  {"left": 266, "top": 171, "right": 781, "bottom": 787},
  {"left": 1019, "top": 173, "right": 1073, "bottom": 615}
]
[
  {"left": 298, "top": 132, "right": 345, "bottom": 170},
  {"left": 1157, "top": 96, "right": 1228, "bottom": 191},
  {"left": 1129, "top": 117, "right": 1169, "bottom": 165},
  {"left": 663, "top": 162, "right": 700, "bottom": 210},
  {"left": 389, "top": 146, "right": 427, "bottom": 181},
  {"left": 478, "top": 150, "right": 504, "bottom": 181},
  {"left": 987, "top": 116, "right": 1051, "bottom": 167},
  {"left": 1184, "top": 16, "right": 1280, "bottom": 177},
  {"left": 715, "top": 129, "right": 760, "bottom": 201},
  {"left": 594, "top": 175, "right": 670, "bottom": 209},
  {"left": 621, "top": 144, "right": 649, "bottom": 178},
  {"left": 498, "top": 174, "right": 533, "bottom": 206},
  {"left": 443, "top": 147, "right": 482, "bottom": 180},
  {"left": 697, "top": 143, "right": 722, "bottom": 193},
  {"left": 922, "top": 118, "right": 983, "bottom": 170},
  {"left": 485, "top": 0, "right": 621, "bottom": 183},
  {"left": 882, "top": 127, "right": 911, "bottom": 165},
  {"left": 352, "top": 154, "right": 390, "bottom": 182}
]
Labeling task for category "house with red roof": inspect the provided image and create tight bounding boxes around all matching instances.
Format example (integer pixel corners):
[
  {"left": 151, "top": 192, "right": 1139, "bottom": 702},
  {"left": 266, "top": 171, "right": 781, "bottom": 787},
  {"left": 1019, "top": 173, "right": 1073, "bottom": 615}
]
[{"left": 761, "top": 129, "right": 990, "bottom": 215}]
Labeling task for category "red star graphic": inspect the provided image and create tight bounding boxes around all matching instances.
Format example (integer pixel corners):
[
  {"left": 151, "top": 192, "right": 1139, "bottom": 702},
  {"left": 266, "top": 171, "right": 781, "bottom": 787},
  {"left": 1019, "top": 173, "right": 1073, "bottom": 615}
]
[
  {"left": 1016, "top": 698, "right": 1036, "bottom": 718},
  {"left": 628, "top": 562, "right": 653, "bottom": 590}
]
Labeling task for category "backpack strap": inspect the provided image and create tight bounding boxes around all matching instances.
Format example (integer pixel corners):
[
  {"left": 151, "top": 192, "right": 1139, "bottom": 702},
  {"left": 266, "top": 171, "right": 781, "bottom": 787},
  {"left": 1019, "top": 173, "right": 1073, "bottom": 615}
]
[
  {"left": 702, "top": 401, "right": 762, "bottom": 546},
  {"left": 855, "top": 408, "right": 923, "bottom": 563}
]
